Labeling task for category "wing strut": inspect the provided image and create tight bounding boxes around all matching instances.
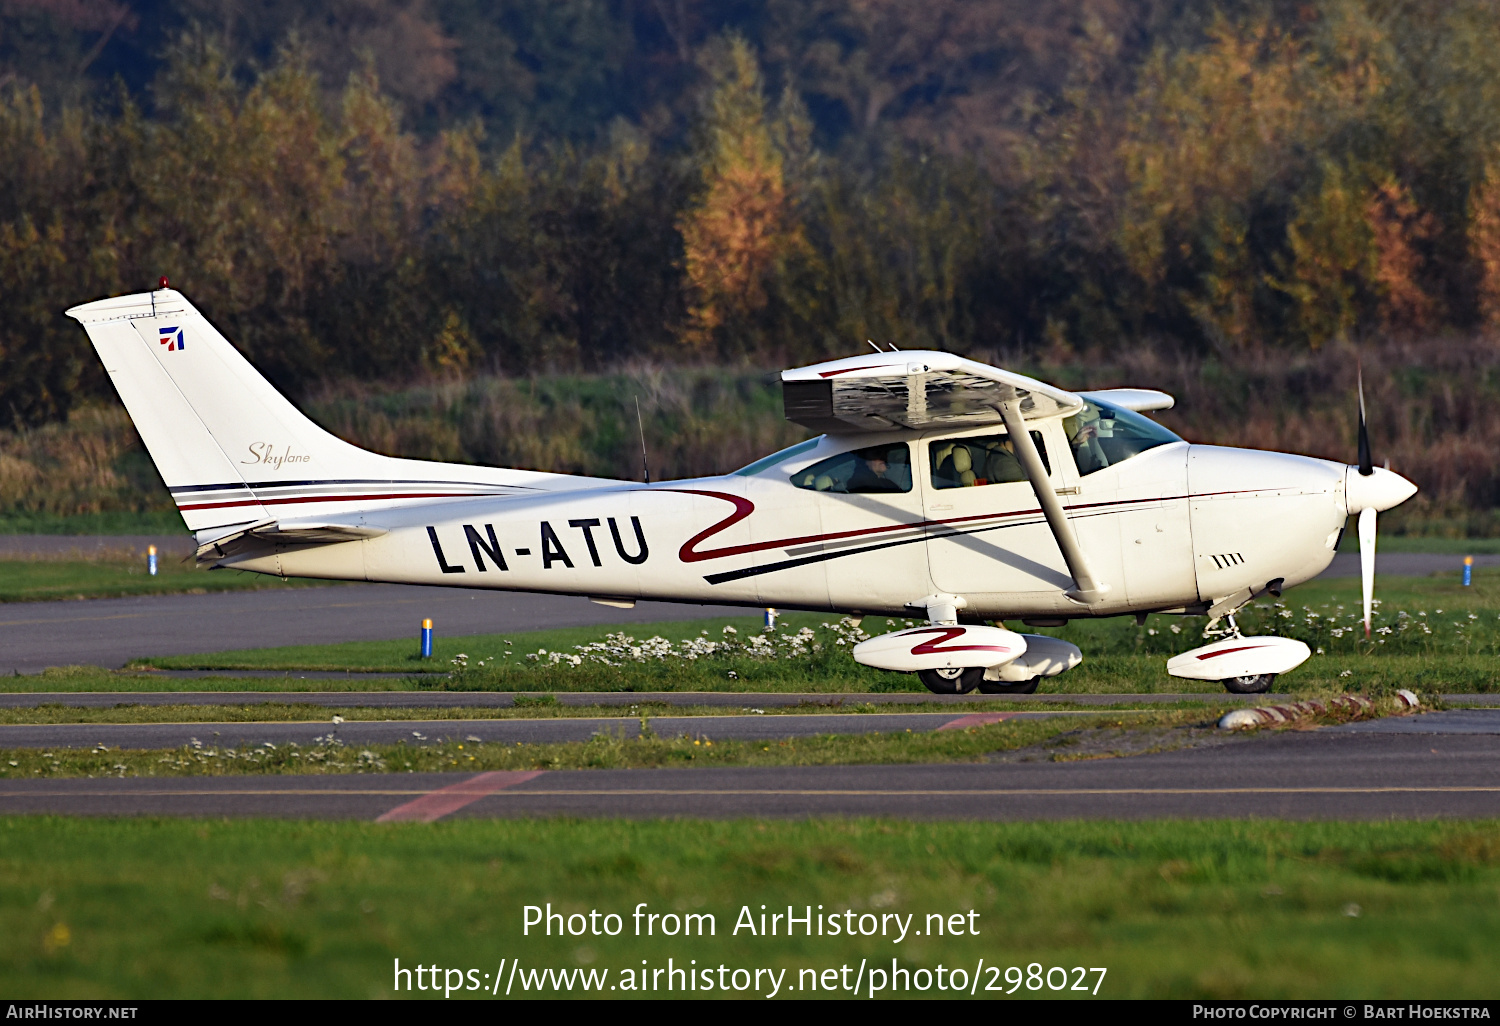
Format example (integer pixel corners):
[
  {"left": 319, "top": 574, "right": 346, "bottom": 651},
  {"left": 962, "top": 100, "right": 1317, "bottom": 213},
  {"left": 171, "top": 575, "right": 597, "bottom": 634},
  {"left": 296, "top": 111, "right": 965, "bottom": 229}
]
[{"left": 997, "top": 399, "right": 1110, "bottom": 606}]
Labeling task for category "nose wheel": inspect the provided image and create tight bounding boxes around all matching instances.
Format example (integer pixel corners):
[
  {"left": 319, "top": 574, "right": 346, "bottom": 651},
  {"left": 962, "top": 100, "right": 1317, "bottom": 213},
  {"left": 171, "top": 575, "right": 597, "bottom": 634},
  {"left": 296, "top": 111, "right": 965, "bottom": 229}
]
[{"left": 917, "top": 667, "right": 983, "bottom": 695}]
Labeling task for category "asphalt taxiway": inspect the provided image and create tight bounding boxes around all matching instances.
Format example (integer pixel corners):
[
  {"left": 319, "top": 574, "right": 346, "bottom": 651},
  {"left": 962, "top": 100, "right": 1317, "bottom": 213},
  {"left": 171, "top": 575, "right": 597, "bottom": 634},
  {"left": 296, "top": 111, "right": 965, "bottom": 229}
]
[
  {"left": 2, "top": 724, "right": 1498, "bottom": 820},
  {"left": 0, "top": 585, "right": 756, "bottom": 674}
]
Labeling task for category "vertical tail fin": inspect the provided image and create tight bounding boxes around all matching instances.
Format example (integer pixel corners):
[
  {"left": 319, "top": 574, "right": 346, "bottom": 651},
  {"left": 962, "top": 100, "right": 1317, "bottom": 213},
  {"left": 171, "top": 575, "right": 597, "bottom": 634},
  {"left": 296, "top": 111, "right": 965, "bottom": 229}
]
[
  {"left": 68, "top": 286, "right": 595, "bottom": 536},
  {"left": 68, "top": 288, "right": 391, "bottom": 532}
]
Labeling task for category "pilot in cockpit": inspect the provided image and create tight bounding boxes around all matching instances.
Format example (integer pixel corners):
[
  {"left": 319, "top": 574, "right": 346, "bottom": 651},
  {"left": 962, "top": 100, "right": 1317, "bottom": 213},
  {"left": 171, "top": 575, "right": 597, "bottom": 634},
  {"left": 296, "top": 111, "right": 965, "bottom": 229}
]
[
  {"left": 847, "top": 453, "right": 900, "bottom": 492},
  {"left": 1065, "top": 403, "right": 1109, "bottom": 475}
]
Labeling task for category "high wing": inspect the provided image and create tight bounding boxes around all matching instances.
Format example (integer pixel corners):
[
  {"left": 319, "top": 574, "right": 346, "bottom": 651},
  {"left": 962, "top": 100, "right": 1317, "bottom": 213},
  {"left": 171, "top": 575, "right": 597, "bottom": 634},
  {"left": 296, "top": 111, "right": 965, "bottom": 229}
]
[
  {"left": 781, "top": 350, "right": 1084, "bottom": 434},
  {"left": 783, "top": 349, "right": 1128, "bottom": 606}
]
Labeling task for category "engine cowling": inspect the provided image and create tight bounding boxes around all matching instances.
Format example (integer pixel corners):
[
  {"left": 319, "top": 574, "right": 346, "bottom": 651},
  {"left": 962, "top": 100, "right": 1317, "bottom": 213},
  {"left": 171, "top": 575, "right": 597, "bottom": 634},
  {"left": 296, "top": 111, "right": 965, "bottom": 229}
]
[{"left": 852, "top": 624, "right": 1027, "bottom": 673}]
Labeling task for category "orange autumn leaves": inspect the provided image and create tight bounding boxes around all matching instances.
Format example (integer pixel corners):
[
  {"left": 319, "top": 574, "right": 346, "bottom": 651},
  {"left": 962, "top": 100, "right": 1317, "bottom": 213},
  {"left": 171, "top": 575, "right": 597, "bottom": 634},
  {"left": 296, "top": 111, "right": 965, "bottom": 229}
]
[{"left": 677, "top": 37, "right": 808, "bottom": 351}]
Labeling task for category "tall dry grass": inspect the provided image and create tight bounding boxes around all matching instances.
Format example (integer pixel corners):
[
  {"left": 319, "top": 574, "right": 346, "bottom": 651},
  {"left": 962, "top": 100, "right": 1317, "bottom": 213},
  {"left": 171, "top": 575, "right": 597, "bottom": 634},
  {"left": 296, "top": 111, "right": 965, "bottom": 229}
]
[
  {"left": 0, "top": 406, "right": 169, "bottom": 516},
  {"left": 2, "top": 341, "right": 1496, "bottom": 534},
  {"left": 305, "top": 365, "right": 807, "bottom": 482}
]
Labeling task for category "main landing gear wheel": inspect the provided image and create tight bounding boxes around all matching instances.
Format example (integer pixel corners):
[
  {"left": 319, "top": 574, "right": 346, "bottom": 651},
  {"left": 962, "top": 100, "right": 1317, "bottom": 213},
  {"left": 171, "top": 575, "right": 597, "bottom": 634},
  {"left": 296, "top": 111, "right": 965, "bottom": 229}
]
[
  {"left": 977, "top": 676, "right": 1040, "bottom": 695},
  {"left": 1221, "top": 673, "right": 1276, "bottom": 695},
  {"left": 917, "top": 667, "right": 983, "bottom": 695}
]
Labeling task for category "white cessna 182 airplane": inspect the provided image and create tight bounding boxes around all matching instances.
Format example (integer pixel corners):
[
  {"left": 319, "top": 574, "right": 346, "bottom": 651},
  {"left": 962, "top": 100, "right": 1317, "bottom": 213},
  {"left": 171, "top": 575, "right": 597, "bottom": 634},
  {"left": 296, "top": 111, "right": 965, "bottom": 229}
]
[{"left": 68, "top": 284, "right": 1418, "bottom": 695}]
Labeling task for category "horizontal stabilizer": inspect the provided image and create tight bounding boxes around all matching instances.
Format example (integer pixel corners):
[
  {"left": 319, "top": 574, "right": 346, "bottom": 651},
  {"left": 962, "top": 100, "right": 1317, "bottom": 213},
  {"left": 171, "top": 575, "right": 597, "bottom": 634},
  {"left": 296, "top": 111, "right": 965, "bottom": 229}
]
[{"left": 195, "top": 520, "right": 387, "bottom": 564}]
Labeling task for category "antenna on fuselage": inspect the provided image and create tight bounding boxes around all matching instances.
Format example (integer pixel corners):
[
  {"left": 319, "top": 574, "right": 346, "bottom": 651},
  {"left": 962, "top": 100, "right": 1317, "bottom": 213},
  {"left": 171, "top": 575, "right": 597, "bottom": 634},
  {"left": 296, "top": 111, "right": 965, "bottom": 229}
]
[
  {"left": 634, "top": 395, "right": 651, "bottom": 485},
  {"left": 866, "top": 339, "right": 882, "bottom": 353}
]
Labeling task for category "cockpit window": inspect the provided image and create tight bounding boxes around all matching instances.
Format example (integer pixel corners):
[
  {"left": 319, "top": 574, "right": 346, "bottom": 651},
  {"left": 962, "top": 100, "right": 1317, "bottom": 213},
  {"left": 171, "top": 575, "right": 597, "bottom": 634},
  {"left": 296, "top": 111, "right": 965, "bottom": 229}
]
[
  {"left": 1064, "top": 399, "right": 1181, "bottom": 476},
  {"left": 929, "top": 432, "right": 1049, "bottom": 489},
  {"left": 790, "top": 442, "right": 912, "bottom": 494}
]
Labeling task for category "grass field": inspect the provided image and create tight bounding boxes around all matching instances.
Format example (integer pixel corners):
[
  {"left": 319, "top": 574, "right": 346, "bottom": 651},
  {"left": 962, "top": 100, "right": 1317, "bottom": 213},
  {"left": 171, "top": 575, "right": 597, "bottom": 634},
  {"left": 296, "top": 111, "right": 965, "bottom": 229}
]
[
  {"left": 1, "top": 571, "right": 1492, "bottom": 696},
  {"left": 2, "top": 817, "right": 1496, "bottom": 998},
  {"left": 101, "top": 572, "right": 1500, "bottom": 696},
  {"left": 0, "top": 559, "right": 334, "bottom": 603},
  {"left": 0, "top": 696, "right": 1413, "bottom": 777},
  {"left": 0, "top": 713, "right": 1123, "bottom": 777},
  {"left": 1335, "top": 535, "right": 1500, "bottom": 555},
  {"left": 0, "top": 699, "right": 1217, "bottom": 726}
]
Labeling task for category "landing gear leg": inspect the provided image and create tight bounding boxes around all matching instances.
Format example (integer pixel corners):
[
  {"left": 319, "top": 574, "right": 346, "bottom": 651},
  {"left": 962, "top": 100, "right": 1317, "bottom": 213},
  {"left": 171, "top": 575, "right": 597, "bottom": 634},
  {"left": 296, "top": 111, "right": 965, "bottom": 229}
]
[{"left": 917, "top": 667, "right": 982, "bottom": 695}]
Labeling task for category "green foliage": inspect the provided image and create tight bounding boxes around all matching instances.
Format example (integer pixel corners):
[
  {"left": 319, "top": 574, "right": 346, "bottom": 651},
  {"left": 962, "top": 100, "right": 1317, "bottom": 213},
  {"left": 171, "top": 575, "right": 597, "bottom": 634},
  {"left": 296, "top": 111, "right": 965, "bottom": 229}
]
[
  {"left": 5, "top": 1, "right": 1500, "bottom": 438},
  {"left": 1, "top": 817, "right": 1499, "bottom": 997},
  {"left": 0, "top": 714, "right": 1108, "bottom": 777}
]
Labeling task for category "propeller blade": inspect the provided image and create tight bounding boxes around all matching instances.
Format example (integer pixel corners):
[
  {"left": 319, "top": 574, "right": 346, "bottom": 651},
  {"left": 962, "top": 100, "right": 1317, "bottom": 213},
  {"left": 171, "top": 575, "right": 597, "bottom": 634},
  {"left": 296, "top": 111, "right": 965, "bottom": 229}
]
[
  {"left": 1359, "top": 506, "right": 1377, "bottom": 638},
  {"left": 1356, "top": 369, "right": 1373, "bottom": 477}
]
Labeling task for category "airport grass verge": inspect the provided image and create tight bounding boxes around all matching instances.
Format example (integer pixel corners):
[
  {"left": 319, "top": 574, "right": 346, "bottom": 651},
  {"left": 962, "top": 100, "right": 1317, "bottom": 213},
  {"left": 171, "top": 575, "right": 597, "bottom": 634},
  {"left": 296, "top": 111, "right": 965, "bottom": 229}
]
[
  {"left": 0, "top": 700, "right": 1212, "bottom": 726},
  {"left": 8, "top": 651, "right": 1493, "bottom": 697},
  {"left": 112, "top": 573, "right": 1500, "bottom": 694},
  {"left": 0, "top": 559, "right": 335, "bottom": 603},
  {"left": 0, "top": 715, "right": 1134, "bottom": 777},
  {"left": 0, "top": 699, "right": 1407, "bottom": 777},
  {"left": 1, "top": 816, "right": 1497, "bottom": 998}
]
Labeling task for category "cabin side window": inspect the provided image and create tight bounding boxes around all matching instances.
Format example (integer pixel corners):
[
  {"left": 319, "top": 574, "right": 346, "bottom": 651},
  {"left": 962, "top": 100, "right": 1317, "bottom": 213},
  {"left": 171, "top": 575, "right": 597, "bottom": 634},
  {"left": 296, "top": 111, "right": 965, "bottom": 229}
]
[
  {"left": 928, "top": 432, "right": 1048, "bottom": 490},
  {"left": 790, "top": 442, "right": 912, "bottom": 493}
]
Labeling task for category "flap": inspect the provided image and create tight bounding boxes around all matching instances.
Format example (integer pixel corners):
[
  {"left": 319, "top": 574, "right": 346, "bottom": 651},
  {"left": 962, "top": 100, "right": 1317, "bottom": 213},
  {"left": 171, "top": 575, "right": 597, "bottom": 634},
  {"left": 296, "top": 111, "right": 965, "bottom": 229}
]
[{"left": 781, "top": 351, "right": 1082, "bottom": 434}]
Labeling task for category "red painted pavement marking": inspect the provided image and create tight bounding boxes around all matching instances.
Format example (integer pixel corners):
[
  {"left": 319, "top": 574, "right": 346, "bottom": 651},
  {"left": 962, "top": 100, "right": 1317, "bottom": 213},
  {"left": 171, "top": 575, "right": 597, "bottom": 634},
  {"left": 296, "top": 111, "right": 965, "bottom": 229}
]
[
  {"left": 937, "top": 712, "right": 1021, "bottom": 732},
  {"left": 376, "top": 771, "right": 546, "bottom": 822}
]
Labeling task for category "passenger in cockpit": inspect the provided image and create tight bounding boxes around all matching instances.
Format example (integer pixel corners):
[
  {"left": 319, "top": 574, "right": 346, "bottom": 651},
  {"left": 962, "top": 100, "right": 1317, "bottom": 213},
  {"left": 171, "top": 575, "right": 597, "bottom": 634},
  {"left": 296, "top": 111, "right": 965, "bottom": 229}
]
[{"left": 983, "top": 438, "right": 1025, "bottom": 483}]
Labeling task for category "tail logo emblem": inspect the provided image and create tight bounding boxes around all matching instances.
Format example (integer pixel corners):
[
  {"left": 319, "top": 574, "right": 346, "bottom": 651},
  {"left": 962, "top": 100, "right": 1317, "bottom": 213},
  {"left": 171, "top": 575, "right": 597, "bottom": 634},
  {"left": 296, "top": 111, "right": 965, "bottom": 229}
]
[{"left": 158, "top": 326, "right": 184, "bottom": 351}]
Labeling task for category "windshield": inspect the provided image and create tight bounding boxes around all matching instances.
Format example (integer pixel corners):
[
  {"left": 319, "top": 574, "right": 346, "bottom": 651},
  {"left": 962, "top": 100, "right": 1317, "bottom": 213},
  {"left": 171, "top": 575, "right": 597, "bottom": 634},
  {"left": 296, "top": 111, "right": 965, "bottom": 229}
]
[
  {"left": 733, "top": 438, "right": 820, "bottom": 477},
  {"left": 1064, "top": 399, "right": 1181, "bottom": 476}
]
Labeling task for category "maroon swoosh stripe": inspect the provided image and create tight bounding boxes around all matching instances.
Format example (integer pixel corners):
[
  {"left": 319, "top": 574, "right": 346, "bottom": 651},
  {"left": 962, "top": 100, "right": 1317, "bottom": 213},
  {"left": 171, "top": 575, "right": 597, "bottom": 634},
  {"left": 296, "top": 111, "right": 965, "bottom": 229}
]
[
  {"left": 665, "top": 487, "right": 1282, "bottom": 564},
  {"left": 817, "top": 365, "right": 886, "bottom": 377},
  {"left": 906, "top": 627, "right": 1014, "bottom": 656},
  {"left": 1195, "top": 644, "right": 1276, "bottom": 661}
]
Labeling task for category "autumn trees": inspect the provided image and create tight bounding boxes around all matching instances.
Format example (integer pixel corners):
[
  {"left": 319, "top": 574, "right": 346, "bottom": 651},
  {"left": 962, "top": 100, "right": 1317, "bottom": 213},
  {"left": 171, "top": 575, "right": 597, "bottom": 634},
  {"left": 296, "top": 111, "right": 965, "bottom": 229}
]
[{"left": 7, "top": 1, "right": 1500, "bottom": 431}]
